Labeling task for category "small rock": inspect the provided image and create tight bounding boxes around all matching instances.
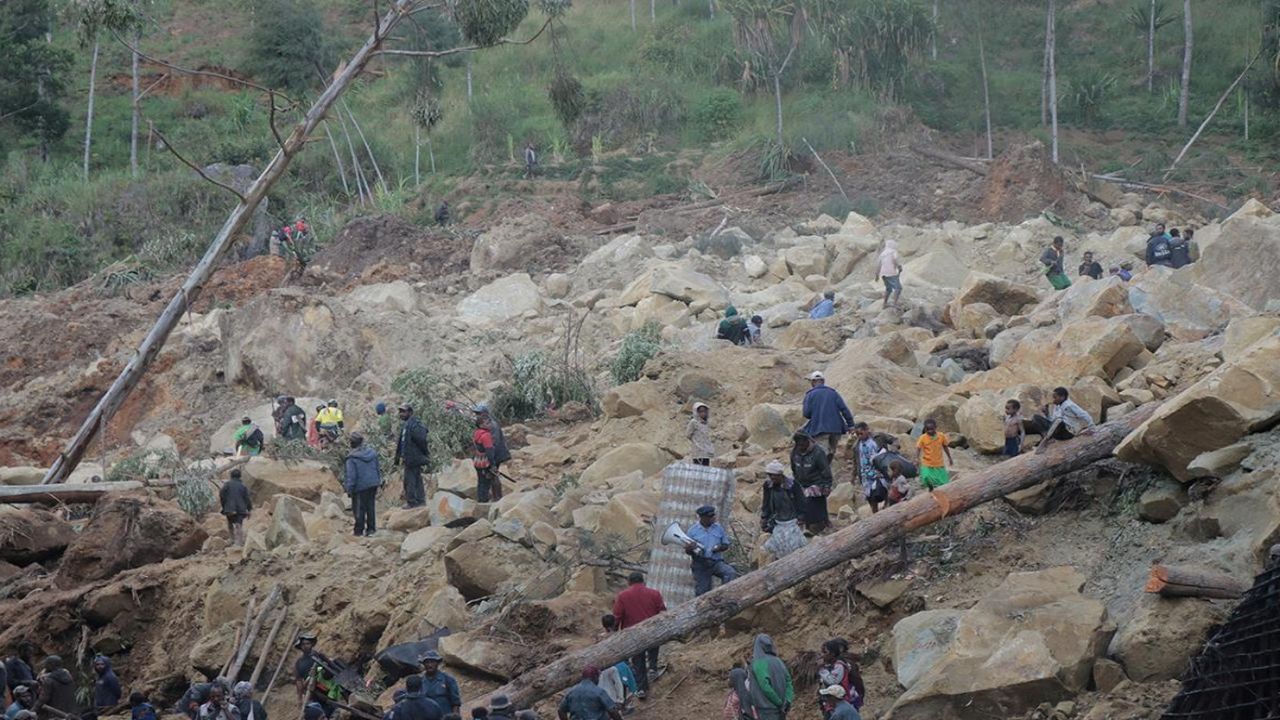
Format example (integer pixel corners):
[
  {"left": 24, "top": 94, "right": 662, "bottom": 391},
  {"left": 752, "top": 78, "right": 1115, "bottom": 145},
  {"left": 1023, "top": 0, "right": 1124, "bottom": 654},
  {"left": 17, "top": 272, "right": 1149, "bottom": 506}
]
[
  {"left": 743, "top": 255, "right": 768, "bottom": 279},
  {"left": 1137, "top": 481, "right": 1187, "bottom": 523},
  {"left": 544, "top": 273, "right": 571, "bottom": 299},
  {"left": 1186, "top": 443, "right": 1252, "bottom": 479},
  {"left": 859, "top": 578, "right": 912, "bottom": 609},
  {"left": 1092, "top": 658, "right": 1128, "bottom": 693}
]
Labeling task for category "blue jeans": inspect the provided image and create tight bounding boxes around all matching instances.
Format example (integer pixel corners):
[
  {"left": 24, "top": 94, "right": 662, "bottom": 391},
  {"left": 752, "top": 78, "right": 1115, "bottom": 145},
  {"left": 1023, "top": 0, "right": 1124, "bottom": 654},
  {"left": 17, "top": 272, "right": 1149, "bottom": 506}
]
[
  {"left": 692, "top": 557, "right": 737, "bottom": 595},
  {"left": 1003, "top": 437, "right": 1022, "bottom": 457}
]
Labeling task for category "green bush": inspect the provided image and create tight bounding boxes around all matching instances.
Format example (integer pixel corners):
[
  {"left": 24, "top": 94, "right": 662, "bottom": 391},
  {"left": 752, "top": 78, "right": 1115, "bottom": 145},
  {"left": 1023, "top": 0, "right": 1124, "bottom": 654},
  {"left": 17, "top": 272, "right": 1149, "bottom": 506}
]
[
  {"left": 390, "top": 369, "right": 476, "bottom": 473},
  {"left": 609, "top": 322, "right": 662, "bottom": 385},
  {"left": 241, "top": 0, "right": 336, "bottom": 92},
  {"left": 492, "top": 351, "right": 597, "bottom": 421},
  {"left": 691, "top": 88, "right": 745, "bottom": 141}
]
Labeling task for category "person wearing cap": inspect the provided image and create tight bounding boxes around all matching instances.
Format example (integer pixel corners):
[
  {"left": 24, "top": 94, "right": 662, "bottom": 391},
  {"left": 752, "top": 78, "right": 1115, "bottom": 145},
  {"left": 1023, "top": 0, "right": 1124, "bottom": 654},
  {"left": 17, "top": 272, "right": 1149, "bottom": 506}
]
[
  {"left": 317, "top": 400, "right": 345, "bottom": 445},
  {"left": 487, "top": 696, "right": 515, "bottom": 720},
  {"left": 294, "top": 632, "right": 336, "bottom": 710},
  {"left": 809, "top": 290, "right": 836, "bottom": 319},
  {"left": 6, "top": 686, "right": 34, "bottom": 720},
  {"left": 557, "top": 667, "right": 621, "bottom": 720},
  {"left": 792, "top": 432, "right": 834, "bottom": 534},
  {"left": 418, "top": 651, "right": 461, "bottom": 717},
  {"left": 344, "top": 433, "right": 383, "bottom": 537},
  {"left": 686, "top": 402, "right": 714, "bottom": 467},
  {"left": 802, "top": 371, "right": 854, "bottom": 459},
  {"left": 685, "top": 506, "right": 737, "bottom": 596},
  {"left": 395, "top": 404, "right": 431, "bottom": 509},
  {"left": 760, "top": 460, "right": 806, "bottom": 559},
  {"left": 392, "top": 676, "right": 443, "bottom": 720},
  {"left": 612, "top": 572, "right": 667, "bottom": 698},
  {"left": 818, "top": 684, "right": 860, "bottom": 720}
]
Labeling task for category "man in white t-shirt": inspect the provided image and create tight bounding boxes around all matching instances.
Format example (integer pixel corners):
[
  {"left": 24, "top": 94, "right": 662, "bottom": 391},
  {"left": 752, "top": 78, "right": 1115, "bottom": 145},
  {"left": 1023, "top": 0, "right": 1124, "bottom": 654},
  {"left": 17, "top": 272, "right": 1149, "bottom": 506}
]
[{"left": 876, "top": 240, "right": 903, "bottom": 307}]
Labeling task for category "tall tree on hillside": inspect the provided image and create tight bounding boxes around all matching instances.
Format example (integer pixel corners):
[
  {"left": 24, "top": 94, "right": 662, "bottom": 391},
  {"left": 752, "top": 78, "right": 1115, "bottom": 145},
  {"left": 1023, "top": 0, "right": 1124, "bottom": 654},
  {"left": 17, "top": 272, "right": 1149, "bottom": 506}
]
[
  {"left": 1178, "top": 0, "right": 1192, "bottom": 126},
  {"left": 1040, "top": 1, "right": 1050, "bottom": 125},
  {"left": 817, "top": 0, "right": 933, "bottom": 99},
  {"left": 0, "top": 0, "right": 72, "bottom": 161},
  {"left": 1046, "top": 0, "right": 1058, "bottom": 163},
  {"left": 72, "top": 0, "right": 141, "bottom": 180},
  {"left": 722, "top": 0, "right": 805, "bottom": 148},
  {"left": 1128, "top": 0, "right": 1175, "bottom": 92},
  {"left": 243, "top": 0, "right": 334, "bottom": 93}
]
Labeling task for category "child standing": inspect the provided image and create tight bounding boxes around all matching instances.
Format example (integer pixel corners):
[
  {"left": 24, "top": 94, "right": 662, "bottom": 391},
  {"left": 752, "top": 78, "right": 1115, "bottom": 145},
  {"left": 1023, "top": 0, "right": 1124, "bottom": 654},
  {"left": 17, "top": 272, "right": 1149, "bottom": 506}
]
[
  {"left": 915, "top": 418, "right": 953, "bottom": 490},
  {"left": 219, "top": 468, "right": 252, "bottom": 547},
  {"left": 1003, "top": 400, "right": 1025, "bottom": 457},
  {"left": 687, "top": 402, "right": 714, "bottom": 466}
]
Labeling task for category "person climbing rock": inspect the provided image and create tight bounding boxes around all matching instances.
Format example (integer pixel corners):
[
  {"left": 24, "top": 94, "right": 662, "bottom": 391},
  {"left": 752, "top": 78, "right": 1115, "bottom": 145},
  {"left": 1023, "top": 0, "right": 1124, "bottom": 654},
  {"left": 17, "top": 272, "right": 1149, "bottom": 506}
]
[
  {"left": 801, "top": 371, "right": 854, "bottom": 458},
  {"left": 219, "top": 468, "right": 252, "bottom": 547},
  {"left": 233, "top": 417, "right": 264, "bottom": 457},
  {"left": 716, "top": 307, "right": 749, "bottom": 345},
  {"left": 394, "top": 404, "right": 431, "bottom": 509},
  {"left": 686, "top": 402, "right": 714, "bottom": 467},
  {"left": 809, "top": 290, "right": 836, "bottom": 319},
  {"left": 556, "top": 667, "right": 621, "bottom": 720},
  {"left": 92, "top": 655, "right": 122, "bottom": 711},
  {"left": 344, "top": 433, "right": 382, "bottom": 537},
  {"left": 685, "top": 506, "right": 736, "bottom": 596},
  {"left": 791, "top": 432, "right": 833, "bottom": 534},
  {"left": 877, "top": 240, "right": 904, "bottom": 308},
  {"left": 612, "top": 573, "right": 666, "bottom": 699},
  {"left": 1040, "top": 236, "right": 1071, "bottom": 290},
  {"left": 418, "top": 651, "right": 461, "bottom": 717}
]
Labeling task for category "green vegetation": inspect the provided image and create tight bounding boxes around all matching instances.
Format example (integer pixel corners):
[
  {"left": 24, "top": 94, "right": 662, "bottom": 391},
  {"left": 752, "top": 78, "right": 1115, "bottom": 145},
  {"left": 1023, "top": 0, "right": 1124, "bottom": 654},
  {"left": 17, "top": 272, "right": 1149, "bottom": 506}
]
[
  {"left": 3, "top": 0, "right": 1280, "bottom": 296},
  {"left": 490, "top": 350, "right": 597, "bottom": 422},
  {"left": 609, "top": 321, "right": 662, "bottom": 385}
]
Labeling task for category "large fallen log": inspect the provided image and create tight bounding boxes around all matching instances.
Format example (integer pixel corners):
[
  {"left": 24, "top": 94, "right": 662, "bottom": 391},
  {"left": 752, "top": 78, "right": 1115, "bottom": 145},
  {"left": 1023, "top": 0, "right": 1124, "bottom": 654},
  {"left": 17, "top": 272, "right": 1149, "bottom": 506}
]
[
  {"left": 469, "top": 403, "right": 1158, "bottom": 712},
  {"left": 0, "top": 482, "right": 145, "bottom": 504},
  {"left": 1145, "top": 564, "right": 1249, "bottom": 599}
]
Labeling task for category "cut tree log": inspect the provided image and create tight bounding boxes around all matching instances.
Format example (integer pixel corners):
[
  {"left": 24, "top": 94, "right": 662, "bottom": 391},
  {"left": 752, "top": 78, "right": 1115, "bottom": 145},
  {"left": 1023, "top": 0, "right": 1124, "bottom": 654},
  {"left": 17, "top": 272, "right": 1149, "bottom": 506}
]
[
  {"left": 0, "top": 482, "right": 144, "bottom": 504},
  {"left": 250, "top": 607, "right": 289, "bottom": 687},
  {"left": 909, "top": 144, "right": 990, "bottom": 176},
  {"left": 228, "top": 584, "right": 285, "bottom": 680},
  {"left": 40, "top": 0, "right": 425, "bottom": 485},
  {"left": 223, "top": 597, "right": 256, "bottom": 678},
  {"left": 466, "top": 403, "right": 1158, "bottom": 712},
  {"left": 262, "top": 626, "right": 299, "bottom": 702},
  {"left": 1145, "top": 564, "right": 1249, "bottom": 600}
]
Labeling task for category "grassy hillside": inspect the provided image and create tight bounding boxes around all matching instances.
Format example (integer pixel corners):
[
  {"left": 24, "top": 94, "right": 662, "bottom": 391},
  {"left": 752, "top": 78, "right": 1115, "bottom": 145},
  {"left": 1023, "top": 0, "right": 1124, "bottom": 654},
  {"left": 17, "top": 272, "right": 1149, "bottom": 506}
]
[{"left": 1, "top": 0, "right": 1276, "bottom": 295}]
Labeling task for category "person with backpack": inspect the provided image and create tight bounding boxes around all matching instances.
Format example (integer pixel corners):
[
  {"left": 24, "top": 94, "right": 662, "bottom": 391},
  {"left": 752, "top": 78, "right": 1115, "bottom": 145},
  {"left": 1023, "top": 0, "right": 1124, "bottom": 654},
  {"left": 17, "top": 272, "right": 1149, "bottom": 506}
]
[
  {"left": 233, "top": 417, "right": 264, "bottom": 457},
  {"left": 1146, "top": 223, "right": 1174, "bottom": 267},
  {"left": 816, "top": 639, "right": 864, "bottom": 716},
  {"left": 344, "top": 433, "right": 382, "bottom": 537},
  {"left": 475, "top": 404, "right": 511, "bottom": 482},
  {"left": 1039, "top": 236, "right": 1071, "bottom": 290},
  {"left": 1169, "top": 228, "right": 1192, "bottom": 269}
]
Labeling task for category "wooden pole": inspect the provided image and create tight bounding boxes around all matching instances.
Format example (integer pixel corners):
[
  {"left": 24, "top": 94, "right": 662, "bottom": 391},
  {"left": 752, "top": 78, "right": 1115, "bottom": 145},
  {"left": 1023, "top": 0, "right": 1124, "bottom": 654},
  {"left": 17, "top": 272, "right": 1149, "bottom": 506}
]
[
  {"left": 801, "top": 137, "right": 849, "bottom": 203},
  {"left": 250, "top": 607, "right": 289, "bottom": 687},
  {"left": 261, "top": 626, "right": 299, "bottom": 703},
  {"left": 228, "top": 585, "right": 284, "bottom": 679},
  {"left": 1145, "top": 564, "right": 1249, "bottom": 599},
  {"left": 0, "top": 482, "right": 145, "bottom": 504},
  {"left": 223, "top": 597, "right": 257, "bottom": 678},
  {"left": 40, "top": 0, "right": 423, "bottom": 485},
  {"left": 465, "top": 404, "right": 1159, "bottom": 712}
]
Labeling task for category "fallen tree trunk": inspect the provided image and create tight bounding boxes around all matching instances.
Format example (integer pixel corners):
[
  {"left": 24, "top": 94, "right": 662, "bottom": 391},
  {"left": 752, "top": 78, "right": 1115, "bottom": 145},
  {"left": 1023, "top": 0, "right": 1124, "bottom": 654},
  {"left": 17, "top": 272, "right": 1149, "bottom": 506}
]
[
  {"left": 1146, "top": 564, "right": 1249, "bottom": 599},
  {"left": 0, "top": 482, "right": 144, "bottom": 504},
  {"left": 250, "top": 607, "right": 289, "bottom": 687},
  {"left": 910, "top": 144, "right": 990, "bottom": 176},
  {"left": 228, "top": 584, "right": 284, "bottom": 679},
  {"left": 469, "top": 403, "right": 1158, "bottom": 712},
  {"left": 261, "top": 626, "right": 299, "bottom": 705}
]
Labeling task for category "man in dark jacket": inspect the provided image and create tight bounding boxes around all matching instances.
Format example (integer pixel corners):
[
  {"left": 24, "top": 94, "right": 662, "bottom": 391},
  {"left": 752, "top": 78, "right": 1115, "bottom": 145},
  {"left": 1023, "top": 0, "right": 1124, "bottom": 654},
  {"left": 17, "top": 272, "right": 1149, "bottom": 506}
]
[
  {"left": 1146, "top": 224, "right": 1173, "bottom": 267},
  {"left": 392, "top": 676, "right": 442, "bottom": 720},
  {"left": 1077, "top": 251, "right": 1103, "bottom": 280},
  {"left": 1168, "top": 229, "right": 1192, "bottom": 269},
  {"left": 130, "top": 693, "right": 158, "bottom": 720},
  {"left": 791, "top": 433, "right": 834, "bottom": 534},
  {"left": 801, "top": 371, "right": 854, "bottom": 458},
  {"left": 394, "top": 404, "right": 431, "bottom": 509},
  {"left": 92, "top": 655, "right": 122, "bottom": 711},
  {"left": 760, "top": 461, "right": 805, "bottom": 533},
  {"left": 31, "top": 656, "right": 77, "bottom": 718},
  {"left": 6, "top": 644, "right": 36, "bottom": 694},
  {"left": 281, "top": 398, "right": 307, "bottom": 441},
  {"left": 219, "top": 469, "right": 252, "bottom": 547},
  {"left": 418, "top": 652, "right": 461, "bottom": 717},
  {"left": 344, "top": 434, "right": 382, "bottom": 537}
]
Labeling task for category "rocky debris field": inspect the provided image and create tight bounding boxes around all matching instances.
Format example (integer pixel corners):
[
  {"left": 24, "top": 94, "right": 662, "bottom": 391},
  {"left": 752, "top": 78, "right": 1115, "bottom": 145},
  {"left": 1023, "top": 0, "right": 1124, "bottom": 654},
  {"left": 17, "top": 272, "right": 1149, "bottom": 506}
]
[{"left": 1, "top": 183, "right": 1278, "bottom": 720}]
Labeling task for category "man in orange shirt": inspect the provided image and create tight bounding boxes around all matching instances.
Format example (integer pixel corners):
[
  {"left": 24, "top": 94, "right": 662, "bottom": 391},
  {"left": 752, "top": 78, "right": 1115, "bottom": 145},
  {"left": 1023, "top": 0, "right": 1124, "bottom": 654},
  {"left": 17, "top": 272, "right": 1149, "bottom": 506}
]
[
  {"left": 915, "top": 418, "right": 953, "bottom": 490},
  {"left": 612, "top": 572, "right": 667, "bottom": 699}
]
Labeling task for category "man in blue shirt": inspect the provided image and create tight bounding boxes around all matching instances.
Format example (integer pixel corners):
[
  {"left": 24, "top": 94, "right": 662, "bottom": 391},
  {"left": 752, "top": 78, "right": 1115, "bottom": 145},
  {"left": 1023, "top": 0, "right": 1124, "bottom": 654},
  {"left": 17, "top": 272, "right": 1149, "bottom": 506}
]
[
  {"left": 809, "top": 290, "right": 836, "bottom": 319},
  {"left": 557, "top": 667, "right": 622, "bottom": 720},
  {"left": 417, "top": 651, "right": 460, "bottom": 717},
  {"left": 684, "top": 506, "right": 738, "bottom": 596},
  {"left": 802, "top": 371, "right": 855, "bottom": 457}
]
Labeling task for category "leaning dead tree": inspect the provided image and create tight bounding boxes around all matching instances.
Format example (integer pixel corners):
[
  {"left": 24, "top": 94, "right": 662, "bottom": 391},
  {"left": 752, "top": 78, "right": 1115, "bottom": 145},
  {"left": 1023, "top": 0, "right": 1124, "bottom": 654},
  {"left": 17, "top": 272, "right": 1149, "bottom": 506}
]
[{"left": 468, "top": 404, "right": 1158, "bottom": 711}]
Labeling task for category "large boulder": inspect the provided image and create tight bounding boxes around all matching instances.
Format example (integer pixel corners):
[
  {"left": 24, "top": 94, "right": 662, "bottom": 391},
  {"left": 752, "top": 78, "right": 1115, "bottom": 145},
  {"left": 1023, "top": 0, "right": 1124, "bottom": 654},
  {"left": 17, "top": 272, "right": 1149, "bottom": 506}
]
[
  {"left": 1116, "top": 334, "right": 1280, "bottom": 480},
  {"left": 400, "top": 527, "right": 454, "bottom": 562},
  {"left": 594, "top": 490, "right": 660, "bottom": 545},
  {"left": 1056, "top": 276, "right": 1132, "bottom": 322},
  {"left": 602, "top": 381, "right": 664, "bottom": 419},
  {"left": 56, "top": 494, "right": 206, "bottom": 588},
  {"left": 456, "top": 274, "right": 545, "bottom": 322},
  {"left": 0, "top": 467, "right": 46, "bottom": 486},
  {"left": 774, "top": 319, "right": 845, "bottom": 354},
  {"left": 824, "top": 357, "right": 945, "bottom": 419},
  {"left": 745, "top": 403, "right": 806, "bottom": 450},
  {"left": 469, "top": 213, "right": 556, "bottom": 273},
  {"left": 578, "top": 443, "right": 672, "bottom": 486},
  {"left": 957, "top": 316, "right": 1145, "bottom": 393},
  {"left": 1190, "top": 208, "right": 1280, "bottom": 310},
  {"left": 893, "top": 610, "right": 964, "bottom": 689},
  {"left": 1128, "top": 268, "right": 1253, "bottom": 342},
  {"left": 901, "top": 248, "right": 968, "bottom": 289},
  {"left": 889, "top": 567, "right": 1112, "bottom": 720},
  {"left": 265, "top": 495, "right": 310, "bottom": 549},
  {"left": 346, "top": 281, "right": 421, "bottom": 315},
  {"left": 619, "top": 265, "right": 730, "bottom": 310},
  {"left": 239, "top": 457, "right": 337, "bottom": 503},
  {"left": 443, "top": 535, "right": 543, "bottom": 600},
  {"left": 783, "top": 244, "right": 830, "bottom": 277},
  {"left": 1109, "top": 595, "right": 1232, "bottom": 682},
  {"left": 955, "top": 393, "right": 1009, "bottom": 455},
  {"left": 952, "top": 272, "right": 1041, "bottom": 315},
  {"left": 0, "top": 506, "right": 75, "bottom": 565},
  {"left": 438, "top": 631, "right": 522, "bottom": 680}
]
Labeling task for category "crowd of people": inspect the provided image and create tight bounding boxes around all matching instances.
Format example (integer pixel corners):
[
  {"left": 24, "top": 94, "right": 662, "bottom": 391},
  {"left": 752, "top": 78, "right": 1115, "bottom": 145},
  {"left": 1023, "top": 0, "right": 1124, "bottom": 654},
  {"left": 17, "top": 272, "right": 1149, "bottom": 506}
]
[{"left": 1040, "top": 223, "right": 1198, "bottom": 290}]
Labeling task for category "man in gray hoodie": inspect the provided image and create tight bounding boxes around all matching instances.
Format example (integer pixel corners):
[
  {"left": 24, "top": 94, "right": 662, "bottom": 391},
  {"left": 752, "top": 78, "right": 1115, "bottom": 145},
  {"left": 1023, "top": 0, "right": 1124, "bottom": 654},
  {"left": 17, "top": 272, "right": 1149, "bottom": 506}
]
[
  {"left": 344, "top": 434, "right": 383, "bottom": 537},
  {"left": 747, "top": 635, "right": 793, "bottom": 720}
]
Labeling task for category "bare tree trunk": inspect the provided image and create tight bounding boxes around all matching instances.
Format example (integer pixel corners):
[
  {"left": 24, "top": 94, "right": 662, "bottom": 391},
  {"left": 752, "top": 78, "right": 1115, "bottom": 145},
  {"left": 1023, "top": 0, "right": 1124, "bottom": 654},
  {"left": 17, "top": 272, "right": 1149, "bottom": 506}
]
[
  {"left": 630, "top": 0, "right": 637, "bottom": 29},
  {"left": 1048, "top": 0, "right": 1059, "bottom": 163},
  {"left": 979, "top": 29, "right": 993, "bottom": 159},
  {"left": 1164, "top": 48, "right": 1261, "bottom": 180},
  {"left": 465, "top": 55, "right": 474, "bottom": 101},
  {"left": 249, "top": 608, "right": 288, "bottom": 687},
  {"left": 343, "top": 101, "right": 387, "bottom": 194},
  {"left": 0, "top": 482, "right": 145, "bottom": 504},
  {"left": 1041, "top": 3, "right": 1051, "bottom": 126},
  {"left": 336, "top": 109, "right": 368, "bottom": 204},
  {"left": 226, "top": 585, "right": 283, "bottom": 680},
  {"left": 931, "top": 0, "right": 939, "bottom": 60},
  {"left": 427, "top": 134, "right": 436, "bottom": 174},
  {"left": 1147, "top": 0, "right": 1155, "bottom": 92},
  {"left": 414, "top": 124, "right": 421, "bottom": 186},
  {"left": 41, "top": 0, "right": 423, "bottom": 484},
  {"left": 130, "top": 31, "right": 141, "bottom": 176},
  {"left": 1178, "top": 0, "right": 1192, "bottom": 127},
  {"left": 708, "top": 0, "right": 714, "bottom": 19},
  {"left": 83, "top": 39, "right": 100, "bottom": 181},
  {"left": 466, "top": 405, "right": 1159, "bottom": 712},
  {"left": 322, "top": 122, "right": 351, "bottom": 197},
  {"left": 772, "top": 72, "right": 784, "bottom": 147},
  {"left": 650, "top": 0, "right": 656, "bottom": 22}
]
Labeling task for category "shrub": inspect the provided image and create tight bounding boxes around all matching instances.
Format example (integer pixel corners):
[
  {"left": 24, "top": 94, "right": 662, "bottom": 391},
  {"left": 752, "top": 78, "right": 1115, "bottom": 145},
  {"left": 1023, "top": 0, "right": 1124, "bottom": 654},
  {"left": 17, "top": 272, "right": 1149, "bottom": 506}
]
[
  {"left": 492, "top": 351, "right": 598, "bottom": 422},
  {"left": 390, "top": 369, "right": 476, "bottom": 473},
  {"left": 241, "top": 0, "right": 335, "bottom": 92},
  {"left": 691, "top": 88, "right": 745, "bottom": 141},
  {"left": 609, "top": 322, "right": 662, "bottom": 385}
]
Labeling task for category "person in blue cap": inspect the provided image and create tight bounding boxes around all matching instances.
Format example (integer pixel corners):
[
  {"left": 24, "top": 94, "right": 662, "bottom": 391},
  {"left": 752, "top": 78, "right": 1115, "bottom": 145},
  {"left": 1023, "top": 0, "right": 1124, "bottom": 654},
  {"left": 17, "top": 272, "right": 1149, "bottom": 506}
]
[
  {"left": 684, "top": 506, "right": 737, "bottom": 596},
  {"left": 418, "top": 651, "right": 461, "bottom": 717}
]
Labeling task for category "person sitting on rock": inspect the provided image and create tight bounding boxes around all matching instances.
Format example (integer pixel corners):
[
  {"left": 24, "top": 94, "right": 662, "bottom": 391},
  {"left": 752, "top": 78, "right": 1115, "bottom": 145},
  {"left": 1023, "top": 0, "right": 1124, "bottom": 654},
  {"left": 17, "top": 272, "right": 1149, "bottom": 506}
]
[
  {"left": 392, "top": 676, "right": 443, "bottom": 720},
  {"left": 716, "top": 306, "right": 749, "bottom": 345},
  {"left": 1078, "top": 251, "right": 1103, "bottom": 280},
  {"left": 1169, "top": 229, "right": 1192, "bottom": 269},
  {"left": 557, "top": 666, "right": 622, "bottom": 720},
  {"left": 418, "top": 651, "right": 461, "bottom": 717},
  {"left": 219, "top": 468, "right": 252, "bottom": 547},
  {"left": 233, "top": 417, "right": 264, "bottom": 457},
  {"left": 1027, "top": 387, "right": 1095, "bottom": 451},
  {"left": 809, "top": 290, "right": 836, "bottom": 319},
  {"left": 686, "top": 402, "right": 714, "bottom": 467},
  {"left": 1145, "top": 223, "right": 1174, "bottom": 268},
  {"left": 747, "top": 315, "right": 764, "bottom": 345}
]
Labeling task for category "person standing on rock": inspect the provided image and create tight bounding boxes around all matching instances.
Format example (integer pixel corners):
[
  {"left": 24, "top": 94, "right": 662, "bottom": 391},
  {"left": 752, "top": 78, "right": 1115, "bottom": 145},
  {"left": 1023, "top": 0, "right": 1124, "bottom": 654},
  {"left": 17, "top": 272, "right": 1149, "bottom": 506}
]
[
  {"left": 344, "top": 433, "right": 383, "bottom": 537},
  {"left": 747, "top": 635, "right": 793, "bottom": 720},
  {"left": 1040, "top": 236, "right": 1071, "bottom": 290},
  {"left": 612, "top": 572, "right": 667, "bottom": 699},
  {"left": 233, "top": 417, "right": 265, "bottom": 457},
  {"left": 92, "top": 655, "right": 122, "bottom": 712},
  {"left": 1003, "top": 400, "right": 1026, "bottom": 458},
  {"left": 219, "top": 468, "right": 252, "bottom": 547},
  {"left": 417, "top": 651, "right": 461, "bottom": 717},
  {"left": 851, "top": 423, "right": 887, "bottom": 514},
  {"left": 232, "top": 683, "right": 266, "bottom": 720},
  {"left": 31, "top": 656, "right": 76, "bottom": 719},
  {"left": 876, "top": 240, "right": 903, "bottom": 308},
  {"left": 395, "top": 404, "right": 431, "bottom": 509},
  {"left": 1146, "top": 223, "right": 1174, "bottom": 268},
  {"left": 791, "top": 433, "right": 834, "bottom": 534},
  {"left": 761, "top": 460, "right": 806, "bottom": 559},
  {"left": 198, "top": 685, "right": 240, "bottom": 720},
  {"left": 475, "top": 404, "right": 511, "bottom": 484},
  {"left": 808, "top": 291, "right": 836, "bottom": 320},
  {"left": 686, "top": 506, "right": 737, "bottom": 596},
  {"left": 687, "top": 402, "right": 714, "bottom": 467},
  {"left": 281, "top": 397, "right": 307, "bottom": 441},
  {"left": 472, "top": 417, "right": 502, "bottom": 504},
  {"left": 392, "top": 676, "right": 442, "bottom": 720},
  {"left": 1078, "top": 251, "right": 1103, "bottom": 280},
  {"left": 1169, "top": 229, "right": 1192, "bottom": 269},
  {"left": 801, "top": 371, "right": 854, "bottom": 458},
  {"left": 915, "top": 419, "right": 953, "bottom": 490},
  {"left": 557, "top": 666, "right": 622, "bottom": 720}
]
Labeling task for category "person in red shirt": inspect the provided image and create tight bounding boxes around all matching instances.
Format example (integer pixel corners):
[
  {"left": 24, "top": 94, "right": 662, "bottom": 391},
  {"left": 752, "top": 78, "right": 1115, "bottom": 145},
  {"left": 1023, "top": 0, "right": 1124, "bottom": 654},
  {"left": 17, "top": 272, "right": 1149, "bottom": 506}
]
[
  {"left": 612, "top": 572, "right": 667, "bottom": 699},
  {"left": 473, "top": 421, "right": 502, "bottom": 502}
]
